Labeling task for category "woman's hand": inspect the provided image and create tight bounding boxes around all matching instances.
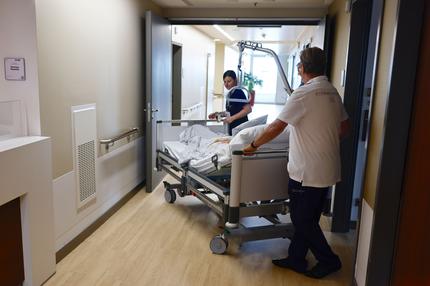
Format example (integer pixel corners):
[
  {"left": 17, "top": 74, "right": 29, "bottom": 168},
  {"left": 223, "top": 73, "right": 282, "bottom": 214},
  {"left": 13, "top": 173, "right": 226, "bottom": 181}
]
[
  {"left": 223, "top": 116, "right": 234, "bottom": 124},
  {"left": 208, "top": 112, "right": 217, "bottom": 119}
]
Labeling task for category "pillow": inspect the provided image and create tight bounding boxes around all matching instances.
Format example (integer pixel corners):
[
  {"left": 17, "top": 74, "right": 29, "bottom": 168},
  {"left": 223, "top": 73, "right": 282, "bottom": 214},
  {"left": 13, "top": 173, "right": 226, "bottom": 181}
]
[
  {"left": 230, "top": 124, "right": 290, "bottom": 146},
  {"left": 230, "top": 125, "right": 265, "bottom": 145},
  {"left": 231, "top": 115, "right": 268, "bottom": 136}
]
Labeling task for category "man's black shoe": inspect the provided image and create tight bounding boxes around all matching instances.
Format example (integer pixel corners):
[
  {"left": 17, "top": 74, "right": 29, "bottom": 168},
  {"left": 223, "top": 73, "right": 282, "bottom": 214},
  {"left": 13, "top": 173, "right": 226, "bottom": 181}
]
[
  {"left": 272, "top": 258, "right": 307, "bottom": 273},
  {"left": 305, "top": 261, "right": 342, "bottom": 279}
]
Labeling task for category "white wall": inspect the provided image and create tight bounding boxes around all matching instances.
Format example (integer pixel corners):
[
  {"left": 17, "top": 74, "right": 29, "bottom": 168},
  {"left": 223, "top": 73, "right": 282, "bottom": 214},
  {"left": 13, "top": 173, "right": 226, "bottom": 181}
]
[
  {"left": 296, "top": 26, "right": 325, "bottom": 50},
  {"left": 275, "top": 54, "right": 290, "bottom": 104},
  {"left": 36, "top": 0, "right": 142, "bottom": 178},
  {"left": 213, "top": 43, "right": 225, "bottom": 96},
  {"left": 284, "top": 25, "right": 327, "bottom": 93},
  {"left": 0, "top": 0, "right": 41, "bottom": 137},
  {"left": 35, "top": 0, "right": 145, "bottom": 251},
  {"left": 355, "top": 200, "right": 373, "bottom": 286},
  {"left": 224, "top": 45, "right": 239, "bottom": 74},
  {"left": 172, "top": 25, "right": 215, "bottom": 115},
  {"left": 53, "top": 137, "right": 143, "bottom": 251}
]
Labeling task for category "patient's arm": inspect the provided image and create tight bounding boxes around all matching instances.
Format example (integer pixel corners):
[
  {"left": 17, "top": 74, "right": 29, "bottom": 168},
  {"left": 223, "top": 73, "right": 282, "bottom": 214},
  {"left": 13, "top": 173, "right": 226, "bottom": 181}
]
[{"left": 214, "top": 137, "right": 231, "bottom": 144}]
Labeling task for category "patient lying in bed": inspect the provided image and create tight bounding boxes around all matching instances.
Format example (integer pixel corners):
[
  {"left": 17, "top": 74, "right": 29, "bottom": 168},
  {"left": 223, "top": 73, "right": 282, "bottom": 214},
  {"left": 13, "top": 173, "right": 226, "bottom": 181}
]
[{"left": 162, "top": 124, "right": 289, "bottom": 173}]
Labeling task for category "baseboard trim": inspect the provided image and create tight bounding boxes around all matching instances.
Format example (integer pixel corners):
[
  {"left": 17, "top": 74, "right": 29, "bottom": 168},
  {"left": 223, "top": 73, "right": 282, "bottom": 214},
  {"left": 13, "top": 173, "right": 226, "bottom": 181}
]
[{"left": 55, "top": 181, "right": 144, "bottom": 263}]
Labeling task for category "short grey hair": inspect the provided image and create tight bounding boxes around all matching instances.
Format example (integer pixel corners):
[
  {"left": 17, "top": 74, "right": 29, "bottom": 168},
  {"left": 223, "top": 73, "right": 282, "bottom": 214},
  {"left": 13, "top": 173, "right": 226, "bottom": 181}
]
[{"left": 299, "top": 47, "right": 326, "bottom": 76}]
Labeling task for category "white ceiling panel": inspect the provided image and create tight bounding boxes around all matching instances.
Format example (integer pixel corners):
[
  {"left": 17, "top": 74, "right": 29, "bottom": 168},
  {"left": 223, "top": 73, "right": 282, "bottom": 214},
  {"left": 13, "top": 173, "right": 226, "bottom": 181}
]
[
  {"left": 152, "top": 0, "right": 333, "bottom": 8},
  {"left": 192, "top": 25, "right": 315, "bottom": 55}
]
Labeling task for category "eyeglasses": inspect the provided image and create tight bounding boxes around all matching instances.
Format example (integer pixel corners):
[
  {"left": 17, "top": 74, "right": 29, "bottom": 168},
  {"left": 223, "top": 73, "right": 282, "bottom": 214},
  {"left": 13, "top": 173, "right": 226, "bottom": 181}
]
[{"left": 296, "top": 62, "right": 302, "bottom": 68}]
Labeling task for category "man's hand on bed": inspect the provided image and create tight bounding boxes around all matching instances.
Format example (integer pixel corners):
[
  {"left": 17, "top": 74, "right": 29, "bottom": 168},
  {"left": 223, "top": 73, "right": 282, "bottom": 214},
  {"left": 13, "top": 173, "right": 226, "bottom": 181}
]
[{"left": 243, "top": 143, "right": 258, "bottom": 153}]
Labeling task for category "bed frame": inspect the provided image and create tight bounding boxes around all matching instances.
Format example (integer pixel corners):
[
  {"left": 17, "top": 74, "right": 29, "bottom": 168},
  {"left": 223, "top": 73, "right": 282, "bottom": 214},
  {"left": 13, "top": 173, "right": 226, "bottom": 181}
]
[{"left": 156, "top": 120, "right": 294, "bottom": 254}]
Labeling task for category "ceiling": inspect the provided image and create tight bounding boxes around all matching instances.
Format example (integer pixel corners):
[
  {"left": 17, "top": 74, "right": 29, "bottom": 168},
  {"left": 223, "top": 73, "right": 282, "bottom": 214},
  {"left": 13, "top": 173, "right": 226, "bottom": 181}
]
[
  {"left": 193, "top": 25, "right": 316, "bottom": 55},
  {"left": 154, "top": 0, "right": 328, "bottom": 56},
  {"left": 152, "top": 0, "right": 333, "bottom": 9}
]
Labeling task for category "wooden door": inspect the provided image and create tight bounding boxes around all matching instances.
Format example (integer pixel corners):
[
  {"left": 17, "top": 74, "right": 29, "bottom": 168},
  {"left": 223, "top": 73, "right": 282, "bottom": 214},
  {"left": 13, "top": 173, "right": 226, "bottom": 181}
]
[{"left": 391, "top": 2, "right": 430, "bottom": 285}]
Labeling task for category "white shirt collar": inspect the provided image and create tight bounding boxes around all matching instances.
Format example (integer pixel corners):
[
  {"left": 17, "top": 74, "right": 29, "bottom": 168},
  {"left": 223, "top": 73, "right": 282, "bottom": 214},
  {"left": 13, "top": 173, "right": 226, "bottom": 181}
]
[{"left": 305, "top": 75, "right": 328, "bottom": 85}]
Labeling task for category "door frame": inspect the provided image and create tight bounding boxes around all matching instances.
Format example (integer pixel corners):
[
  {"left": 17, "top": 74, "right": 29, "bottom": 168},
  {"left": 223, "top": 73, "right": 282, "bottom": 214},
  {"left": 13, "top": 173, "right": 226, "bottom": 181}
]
[
  {"left": 165, "top": 17, "right": 349, "bottom": 223},
  {"left": 332, "top": 0, "right": 376, "bottom": 233},
  {"left": 144, "top": 11, "right": 172, "bottom": 192},
  {"left": 365, "top": 0, "right": 425, "bottom": 284}
]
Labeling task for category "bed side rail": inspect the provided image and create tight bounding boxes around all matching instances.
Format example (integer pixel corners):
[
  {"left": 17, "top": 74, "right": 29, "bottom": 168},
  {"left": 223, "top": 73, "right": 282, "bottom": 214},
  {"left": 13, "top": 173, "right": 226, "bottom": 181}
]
[{"left": 156, "top": 119, "right": 219, "bottom": 125}]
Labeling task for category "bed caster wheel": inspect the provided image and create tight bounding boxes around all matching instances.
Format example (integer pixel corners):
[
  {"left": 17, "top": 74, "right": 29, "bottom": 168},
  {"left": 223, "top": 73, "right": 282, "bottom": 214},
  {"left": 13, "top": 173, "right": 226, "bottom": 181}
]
[
  {"left": 210, "top": 235, "right": 228, "bottom": 254},
  {"left": 164, "top": 189, "right": 176, "bottom": 204}
]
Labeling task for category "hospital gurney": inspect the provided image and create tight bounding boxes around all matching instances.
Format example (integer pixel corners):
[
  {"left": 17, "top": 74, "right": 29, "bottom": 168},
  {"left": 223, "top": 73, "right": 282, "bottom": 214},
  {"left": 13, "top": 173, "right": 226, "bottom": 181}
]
[{"left": 156, "top": 119, "right": 294, "bottom": 254}]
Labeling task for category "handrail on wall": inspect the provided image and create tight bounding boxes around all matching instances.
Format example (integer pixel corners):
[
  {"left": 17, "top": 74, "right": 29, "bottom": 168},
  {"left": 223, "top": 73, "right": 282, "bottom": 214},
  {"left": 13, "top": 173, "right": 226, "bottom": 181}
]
[{"left": 99, "top": 127, "right": 139, "bottom": 151}]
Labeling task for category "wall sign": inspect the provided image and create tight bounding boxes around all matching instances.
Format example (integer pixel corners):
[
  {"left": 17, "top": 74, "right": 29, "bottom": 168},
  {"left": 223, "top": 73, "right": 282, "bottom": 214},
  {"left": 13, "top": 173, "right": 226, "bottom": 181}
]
[{"left": 4, "top": 58, "right": 26, "bottom": 81}]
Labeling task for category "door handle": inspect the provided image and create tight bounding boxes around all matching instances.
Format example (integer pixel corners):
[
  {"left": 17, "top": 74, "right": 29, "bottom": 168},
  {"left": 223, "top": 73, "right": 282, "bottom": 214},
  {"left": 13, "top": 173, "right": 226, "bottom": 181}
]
[
  {"left": 144, "top": 105, "right": 159, "bottom": 122},
  {"left": 143, "top": 108, "right": 159, "bottom": 112}
]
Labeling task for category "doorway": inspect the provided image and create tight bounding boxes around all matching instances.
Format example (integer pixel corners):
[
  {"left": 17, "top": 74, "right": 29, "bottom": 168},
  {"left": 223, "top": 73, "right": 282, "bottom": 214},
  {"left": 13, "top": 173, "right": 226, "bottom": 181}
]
[
  {"left": 171, "top": 22, "right": 326, "bottom": 124},
  {"left": 332, "top": 0, "right": 384, "bottom": 233},
  {"left": 172, "top": 43, "right": 182, "bottom": 121},
  {"left": 144, "top": 12, "right": 375, "bottom": 285}
]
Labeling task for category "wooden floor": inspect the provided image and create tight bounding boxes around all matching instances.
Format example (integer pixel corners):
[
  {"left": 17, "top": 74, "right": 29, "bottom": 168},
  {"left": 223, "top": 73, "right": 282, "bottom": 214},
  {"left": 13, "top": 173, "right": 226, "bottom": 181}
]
[{"left": 45, "top": 176, "right": 356, "bottom": 286}]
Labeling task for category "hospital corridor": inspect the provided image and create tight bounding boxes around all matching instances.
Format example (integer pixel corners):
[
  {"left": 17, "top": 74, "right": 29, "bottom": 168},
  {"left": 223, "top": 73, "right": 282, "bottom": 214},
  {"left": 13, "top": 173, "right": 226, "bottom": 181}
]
[
  {"left": 44, "top": 182, "right": 356, "bottom": 286},
  {"left": 1, "top": 0, "right": 429, "bottom": 286}
]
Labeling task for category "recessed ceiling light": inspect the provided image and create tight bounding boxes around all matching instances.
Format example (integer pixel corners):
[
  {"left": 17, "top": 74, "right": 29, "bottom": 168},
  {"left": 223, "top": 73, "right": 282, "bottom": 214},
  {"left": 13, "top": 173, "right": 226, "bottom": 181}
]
[{"left": 213, "top": 24, "right": 235, "bottom": 42}]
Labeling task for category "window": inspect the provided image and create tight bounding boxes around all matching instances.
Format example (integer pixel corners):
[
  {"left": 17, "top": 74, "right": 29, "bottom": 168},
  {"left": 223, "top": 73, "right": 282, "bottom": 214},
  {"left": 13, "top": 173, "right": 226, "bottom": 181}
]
[{"left": 242, "top": 52, "right": 277, "bottom": 104}]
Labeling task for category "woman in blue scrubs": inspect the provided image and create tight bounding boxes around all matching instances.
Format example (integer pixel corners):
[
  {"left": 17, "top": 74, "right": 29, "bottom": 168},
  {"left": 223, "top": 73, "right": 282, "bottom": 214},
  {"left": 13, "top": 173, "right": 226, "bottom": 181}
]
[{"left": 209, "top": 70, "right": 252, "bottom": 135}]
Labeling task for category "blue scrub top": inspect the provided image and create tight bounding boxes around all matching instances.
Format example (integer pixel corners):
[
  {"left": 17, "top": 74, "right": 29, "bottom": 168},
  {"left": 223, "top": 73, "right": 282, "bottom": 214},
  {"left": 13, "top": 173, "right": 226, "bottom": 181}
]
[{"left": 226, "top": 89, "right": 249, "bottom": 135}]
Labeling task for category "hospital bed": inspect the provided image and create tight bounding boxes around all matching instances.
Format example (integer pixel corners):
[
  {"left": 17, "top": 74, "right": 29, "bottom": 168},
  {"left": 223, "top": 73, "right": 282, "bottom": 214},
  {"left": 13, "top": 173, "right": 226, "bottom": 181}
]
[{"left": 156, "top": 119, "right": 294, "bottom": 254}]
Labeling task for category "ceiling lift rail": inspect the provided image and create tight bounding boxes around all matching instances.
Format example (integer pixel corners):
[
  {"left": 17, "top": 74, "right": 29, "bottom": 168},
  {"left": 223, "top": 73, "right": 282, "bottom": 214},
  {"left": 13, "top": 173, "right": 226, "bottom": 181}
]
[{"left": 237, "top": 40, "right": 293, "bottom": 96}]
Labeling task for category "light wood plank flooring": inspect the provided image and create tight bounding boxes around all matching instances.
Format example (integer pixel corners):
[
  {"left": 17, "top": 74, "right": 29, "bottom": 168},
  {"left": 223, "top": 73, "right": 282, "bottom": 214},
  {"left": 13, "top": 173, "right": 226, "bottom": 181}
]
[{"left": 45, "top": 176, "right": 356, "bottom": 286}]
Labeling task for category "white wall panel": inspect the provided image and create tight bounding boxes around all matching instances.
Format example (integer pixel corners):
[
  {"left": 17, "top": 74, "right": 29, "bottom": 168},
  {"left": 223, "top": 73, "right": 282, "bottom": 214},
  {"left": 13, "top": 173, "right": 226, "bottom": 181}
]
[
  {"left": 355, "top": 199, "right": 374, "bottom": 286},
  {"left": 53, "top": 137, "right": 144, "bottom": 251},
  {"left": 0, "top": 0, "right": 40, "bottom": 136},
  {"left": 172, "top": 25, "right": 215, "bottom": 111}
]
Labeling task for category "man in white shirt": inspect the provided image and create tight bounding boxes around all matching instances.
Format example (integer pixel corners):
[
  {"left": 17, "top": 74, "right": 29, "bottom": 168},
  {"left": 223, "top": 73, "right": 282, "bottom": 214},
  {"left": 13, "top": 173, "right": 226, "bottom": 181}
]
[{"left": 244, "top": 47, "right": 350, "bottom": 279}]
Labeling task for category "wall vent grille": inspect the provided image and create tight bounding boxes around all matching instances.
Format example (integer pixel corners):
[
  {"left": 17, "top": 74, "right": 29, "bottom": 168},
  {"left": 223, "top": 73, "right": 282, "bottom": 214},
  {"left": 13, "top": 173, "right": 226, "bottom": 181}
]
[
  {"left": 72, "top": 104, "right": 97, "bottom": 209},
  {"left": 77, "top": 140, "right": 96, "bottom": 203}
]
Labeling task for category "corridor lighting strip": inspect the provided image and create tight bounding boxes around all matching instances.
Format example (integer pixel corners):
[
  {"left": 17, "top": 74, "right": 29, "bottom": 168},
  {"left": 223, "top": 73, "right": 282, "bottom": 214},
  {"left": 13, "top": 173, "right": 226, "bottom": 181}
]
[{"left": 213, "top": 24, "right": 235, "bottom": 42}]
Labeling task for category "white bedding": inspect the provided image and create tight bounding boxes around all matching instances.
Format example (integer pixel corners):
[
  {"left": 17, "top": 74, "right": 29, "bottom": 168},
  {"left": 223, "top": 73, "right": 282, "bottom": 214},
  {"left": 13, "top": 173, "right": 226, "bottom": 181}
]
[
  {"left": 162, "top": 124, "right": 289, "bottom": 173},
  {"left": 163, "top": 125, "right": 231, "bottom": 173}
]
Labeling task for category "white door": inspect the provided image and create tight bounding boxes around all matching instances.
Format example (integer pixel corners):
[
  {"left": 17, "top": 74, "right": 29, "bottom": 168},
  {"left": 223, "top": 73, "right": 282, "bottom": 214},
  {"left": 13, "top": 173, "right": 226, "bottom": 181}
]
[{"left": 145, "top": 11, "right": 172, "bottom": 192}]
